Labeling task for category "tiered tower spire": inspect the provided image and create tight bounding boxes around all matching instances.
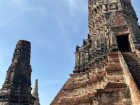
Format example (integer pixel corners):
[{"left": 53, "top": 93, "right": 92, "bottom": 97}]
[
  {"left": 73, "top": 0, "right": 140, "bottom": 73},
  {"left": 0, "top": 40, "right": 36, "bottom": 105},
  {"left": 32, "top": 79, "right": 40, "bottom": 105}
]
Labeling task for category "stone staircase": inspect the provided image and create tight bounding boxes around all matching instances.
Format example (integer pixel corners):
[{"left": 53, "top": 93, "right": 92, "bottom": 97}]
[
  {"left": 122, "top": 52, "right": 140, "bottom": 89},
  {"left": 51, "top": 53, "right": 133, "bottom": 105}
]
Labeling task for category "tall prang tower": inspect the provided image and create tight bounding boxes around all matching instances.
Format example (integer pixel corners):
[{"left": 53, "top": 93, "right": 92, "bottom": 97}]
[
  {"left": 51, "top": 0, "right": 140, "bottom": 105},
  {"left": 73, "top": 0, "right": 140, "bottom": 73},
  {"left": 0, "top": 40, "right": 36, "bottom": 105}
]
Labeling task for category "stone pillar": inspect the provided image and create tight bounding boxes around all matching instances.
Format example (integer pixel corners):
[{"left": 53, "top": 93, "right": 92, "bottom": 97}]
[
  {"left": 79, "top": 51, "right": 85, "bottom": 72},
  {"left": 128, "top": 24, "right": 137, "bottom": 51},
  {"left": 84, "top": 45, "right": 90, "bottom": 71},
  {"left": 117, "top": 2, "right": 122, "bottom": 10},
  {"left": 111, "top": 32, "right": 119, "bottom": 52},
  {"left": 100, "top": 27, "right": 106, "bottom": 58},
  {"left": 74, "top": 51, "right": 80, "bottom": 73}
]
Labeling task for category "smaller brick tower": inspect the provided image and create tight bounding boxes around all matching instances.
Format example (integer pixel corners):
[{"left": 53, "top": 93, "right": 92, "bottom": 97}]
[
  {"left": 0, "top": 40, "right": 36, "bottom": 105},
  {"left": 32, "top": 79, "right": 40, "bottom": 105}
]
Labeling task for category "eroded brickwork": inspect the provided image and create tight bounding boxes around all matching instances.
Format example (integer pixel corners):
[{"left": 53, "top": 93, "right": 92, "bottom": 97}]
[
  {"left": 74, "top": 0, "right": 140, "bottom": 73},
  {"left": 0, "top": 40, "right": 36, "bottom": 105},
  {"left": 51, "top": 53, "right": 133, "bottom": 105},
  {"left": 51, "top": 0, "right": 140, "bottom": 105},
  {"left": 119, "top": 51, "right": 140, "bottom": 104}
]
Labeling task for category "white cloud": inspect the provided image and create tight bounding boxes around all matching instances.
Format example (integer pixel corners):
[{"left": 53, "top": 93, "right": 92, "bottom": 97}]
[
  {"left": 12, "top": 0, "right": 25, "bottom": 5},
  {"left": 59, "top": 22, "right": 74, "bottom": 63},
  {"left": 0, "top": 0, "right": 47, "bottom": 28},
  {"left": 32, "top": 35, "right": 58, "bottom": 53},
  {"left": 67, "top": 0, "right": 77, "bottom": 15},
  {"left": 67, "top": 0, "right": 88, "bottom": 16},
  {"left": 0, "top": 15, "right": 18, "bottom": 28},
  {"left": 10, "top": 0, "right": 47, "bottom": 15}
]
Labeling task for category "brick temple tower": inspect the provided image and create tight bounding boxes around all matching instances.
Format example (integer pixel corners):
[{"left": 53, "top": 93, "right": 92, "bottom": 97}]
[
  {"left": 32, "top": 79, "right": 40, "bottom": 105},
  {"left": 51, "top": 0, "right": 140, "bottom": 105},
  {"left": 0, "top": 40, "right": 36, "bottom": 105}
]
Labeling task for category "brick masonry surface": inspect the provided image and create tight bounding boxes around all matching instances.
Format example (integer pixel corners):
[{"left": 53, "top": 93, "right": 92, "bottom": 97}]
[{"left": 51, "top": 0, "right": 140, "bottom": 104}]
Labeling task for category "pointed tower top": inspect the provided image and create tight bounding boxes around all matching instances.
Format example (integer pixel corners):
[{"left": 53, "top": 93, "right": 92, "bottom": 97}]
[
  {"left": 32, "top": 79, "right": 38, "bottom": 96},
  {"left": 32, "top": 79, "right": 40, "bottom": 105}
]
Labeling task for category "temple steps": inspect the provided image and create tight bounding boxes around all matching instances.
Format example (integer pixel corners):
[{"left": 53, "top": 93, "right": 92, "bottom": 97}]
[
  {"left": 105, "top": 63, "right": 122, "bottom": 72},
  {"left": 122, "top": 52, "right": 140, "bottom": 89},
  {"left": 63, "top": 71, "right": 106, "bottom": 90},
  {"left": 59, "top": 92, "right": 96, "bottom": 105},
  {"left": 96, "top": 83, "right": 127, "bottom": 93},
  {"left": 51, "top": 52, "right": 133, "bottom": 105}
]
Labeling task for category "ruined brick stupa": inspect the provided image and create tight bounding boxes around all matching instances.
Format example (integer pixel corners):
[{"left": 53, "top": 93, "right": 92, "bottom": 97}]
[
  {"left": 51, "top": 0, "right": 140, "bottom": 105},
  {"left": 0, "top": 40, "right": 36, "bottom": 105}
]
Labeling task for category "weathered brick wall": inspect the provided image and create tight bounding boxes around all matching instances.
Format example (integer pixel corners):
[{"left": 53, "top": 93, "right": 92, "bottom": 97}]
[
  {"left": 98, "top": 91, "right": 132, "bottom": 105},
  {"left": 119, "top": 51, "right": 140, "bottom": 105},
  {"left": 0, "top": 40, "right": 36, "bottom": 105},
  {"left": 74, "top": 0, "right": 140, "bottom": 73},
  {"left": 0, "top": 102, "right": 8, "bottom": 105},
  {"left": 51, "top": 0, "right": 140, "bottom": 104},
  {"left": 51, "top": 53, "right": 133, "bottom": 105}
]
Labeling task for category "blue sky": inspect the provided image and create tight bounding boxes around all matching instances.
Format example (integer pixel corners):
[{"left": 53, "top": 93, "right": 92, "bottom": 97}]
[{"left": 0, "top": 0, "right": 139, "bottom": 105}]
